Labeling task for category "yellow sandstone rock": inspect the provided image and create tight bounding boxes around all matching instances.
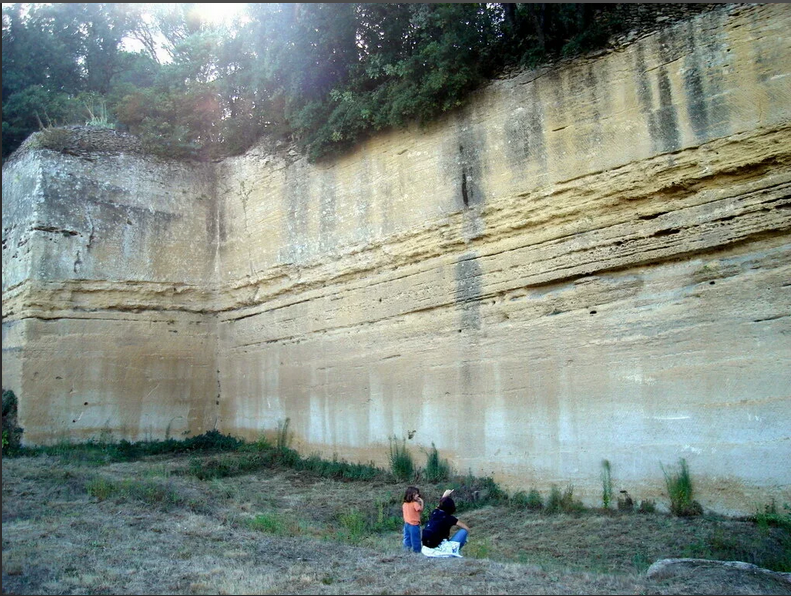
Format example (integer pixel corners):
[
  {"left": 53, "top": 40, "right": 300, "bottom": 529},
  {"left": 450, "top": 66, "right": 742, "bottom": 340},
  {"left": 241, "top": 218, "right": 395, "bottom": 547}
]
[{"left": 2, "top": 4, "right": 789, "bottom": 514}]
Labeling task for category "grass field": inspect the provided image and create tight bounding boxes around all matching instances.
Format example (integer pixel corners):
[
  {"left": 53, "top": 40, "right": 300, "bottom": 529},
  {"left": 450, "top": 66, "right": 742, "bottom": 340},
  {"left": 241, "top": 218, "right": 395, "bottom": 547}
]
[{"left": 2, "top": 440, "right": 790, "bottom": 595}]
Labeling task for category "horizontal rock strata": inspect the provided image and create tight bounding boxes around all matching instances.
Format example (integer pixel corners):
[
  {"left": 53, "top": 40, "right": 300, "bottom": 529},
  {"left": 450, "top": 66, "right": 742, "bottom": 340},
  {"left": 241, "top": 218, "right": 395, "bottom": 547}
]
[{"left": 2, "top": 3, "right": 790, "bottom": 514}]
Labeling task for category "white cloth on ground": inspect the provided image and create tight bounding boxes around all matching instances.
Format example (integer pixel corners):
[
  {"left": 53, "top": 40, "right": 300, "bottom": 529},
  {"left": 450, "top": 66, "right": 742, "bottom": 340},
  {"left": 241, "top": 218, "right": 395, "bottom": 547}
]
[{"left": 421, "top": 539, "right": 463, "bottom": 558}]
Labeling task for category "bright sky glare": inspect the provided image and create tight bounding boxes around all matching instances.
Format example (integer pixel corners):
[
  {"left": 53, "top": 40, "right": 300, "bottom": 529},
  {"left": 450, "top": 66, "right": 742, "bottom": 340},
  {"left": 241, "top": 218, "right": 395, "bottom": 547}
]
[{"left": 193, "top": 3, "right": 248, "bottom": 25}]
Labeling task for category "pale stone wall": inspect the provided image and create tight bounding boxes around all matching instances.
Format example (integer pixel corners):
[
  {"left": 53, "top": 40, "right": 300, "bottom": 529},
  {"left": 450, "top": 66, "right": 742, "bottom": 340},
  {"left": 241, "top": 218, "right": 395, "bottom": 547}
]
[
  {"left": 2, "top": 3, "right": 789, "bottom": 513},
  {"left": 214, "top": 4, "right": 791, "bottom": 512},
  {"left": 2, "top": 142, "right": 220, "bottom": 443}
]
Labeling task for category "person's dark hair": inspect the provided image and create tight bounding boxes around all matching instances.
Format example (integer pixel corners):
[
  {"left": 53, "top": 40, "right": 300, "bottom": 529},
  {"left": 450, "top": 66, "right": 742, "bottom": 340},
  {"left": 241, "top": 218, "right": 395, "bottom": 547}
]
[
  {"left": 438, "top": 496, "right": 456, "bottom": 514},
  {"left": 404, "top": 486, "right": 421, "bottom": 503}
]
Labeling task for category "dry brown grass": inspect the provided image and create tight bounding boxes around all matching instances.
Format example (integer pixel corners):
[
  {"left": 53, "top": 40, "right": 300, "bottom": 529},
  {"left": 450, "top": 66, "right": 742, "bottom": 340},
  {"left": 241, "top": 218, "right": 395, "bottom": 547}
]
[{"left": 2, "top": 453, "right": 789, "bottom": 595}]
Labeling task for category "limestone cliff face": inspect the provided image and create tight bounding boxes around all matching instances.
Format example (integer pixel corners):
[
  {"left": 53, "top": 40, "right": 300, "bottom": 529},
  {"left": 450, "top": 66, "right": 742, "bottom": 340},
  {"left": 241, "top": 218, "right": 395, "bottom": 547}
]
[
  {"left": 2, "top": 4, "right": 789, "bottom": 513},
  {"left": 2, "top": 134, "right": 220, "bottom": 442}
]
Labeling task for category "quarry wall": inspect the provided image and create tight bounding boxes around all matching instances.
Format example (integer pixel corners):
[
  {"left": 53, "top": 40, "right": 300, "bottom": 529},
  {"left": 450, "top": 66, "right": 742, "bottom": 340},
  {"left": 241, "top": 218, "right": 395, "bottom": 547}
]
[{"left": 2, "top": 4, "right": 790, "bottom": 513}]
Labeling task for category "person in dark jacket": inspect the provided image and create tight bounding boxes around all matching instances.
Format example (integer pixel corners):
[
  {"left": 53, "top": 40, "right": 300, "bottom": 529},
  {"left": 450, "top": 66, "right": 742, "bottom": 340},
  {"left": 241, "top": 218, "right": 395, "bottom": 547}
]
[{"left": 421, "top": 489, "right": 470, "bottom": 551}]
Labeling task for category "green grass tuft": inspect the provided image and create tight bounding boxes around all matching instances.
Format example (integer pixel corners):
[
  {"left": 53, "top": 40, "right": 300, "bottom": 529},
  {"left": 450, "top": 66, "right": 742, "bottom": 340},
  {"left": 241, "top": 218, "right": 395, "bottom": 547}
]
[
  {"left": 601, "top": 459, "right": 613, "bottom": 509},
  {"left": 388, "top": 436, "right": 415, "bottom": 482},
  {"left": 545, "top": 485, "right": 584, "bottom": 514},
  {"left": 510, "top": 489, "right": 544, "bottom": 511},
  {"left": 423, "top": 442, "right": 451, "bottom": 483},
  {"left": 662, "top": 458, "right": 703, "bottom": 517}
]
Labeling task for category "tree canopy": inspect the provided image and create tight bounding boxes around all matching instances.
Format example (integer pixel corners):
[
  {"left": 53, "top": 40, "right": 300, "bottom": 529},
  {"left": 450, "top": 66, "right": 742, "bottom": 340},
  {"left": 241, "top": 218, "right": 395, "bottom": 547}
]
[{"left": 3, "top": 3, "right": 628, "bottom": 162}]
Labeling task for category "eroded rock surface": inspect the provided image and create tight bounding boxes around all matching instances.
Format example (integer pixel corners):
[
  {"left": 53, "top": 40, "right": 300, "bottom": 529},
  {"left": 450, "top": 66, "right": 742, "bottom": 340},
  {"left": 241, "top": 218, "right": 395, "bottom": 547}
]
[{"left": 2, "top": 3, "right": 789, "bottom": 514}]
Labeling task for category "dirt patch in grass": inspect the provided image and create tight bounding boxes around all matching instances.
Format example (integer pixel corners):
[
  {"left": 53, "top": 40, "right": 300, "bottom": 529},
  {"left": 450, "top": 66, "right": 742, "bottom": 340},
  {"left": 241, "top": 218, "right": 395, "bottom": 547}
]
[{"left": 3, "top": 453, "right": 789, "bottom": 595}]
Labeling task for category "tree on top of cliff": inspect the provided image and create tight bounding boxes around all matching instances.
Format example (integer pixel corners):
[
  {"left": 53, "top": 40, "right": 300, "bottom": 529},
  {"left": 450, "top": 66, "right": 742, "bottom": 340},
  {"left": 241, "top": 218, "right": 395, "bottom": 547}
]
[{"left": 2, "top": 3, "right": 719, "bottom": 163}]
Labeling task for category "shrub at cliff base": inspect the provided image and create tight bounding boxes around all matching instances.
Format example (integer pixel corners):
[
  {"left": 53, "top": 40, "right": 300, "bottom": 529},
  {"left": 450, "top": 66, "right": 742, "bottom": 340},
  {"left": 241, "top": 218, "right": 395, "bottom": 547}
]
[{"left": 2, "top": 389, "right": 24, "bottom": 454}]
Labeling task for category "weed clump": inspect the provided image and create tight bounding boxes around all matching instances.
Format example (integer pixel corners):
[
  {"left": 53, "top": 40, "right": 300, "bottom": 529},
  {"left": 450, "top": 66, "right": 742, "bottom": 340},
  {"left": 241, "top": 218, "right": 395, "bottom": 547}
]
[
  {"left": 423, "top": 442, "right": 452, "bottom": 482},
  {"left": 601, "top": 459, "right": 613, "bottom": 509},
  {"left": 85, "top": 475, "right": 183, "bottom": 508},
  {"left": 276, "top": 418, "right": 293, "bottom": 452},
  {"left": 511, "top": 488, "right": 544, "bottom": 511},
  {"left": 663, "top": 458, "right": 703, "bottom": 517},
  {"left": 388, "top": 436, "right": 415, "bottom": 482},
  {"left": 638, "top": 499, "right": 656, "bottom": 514},
  {"left": 755, "top": 500, "right": 791, "bottom": 532},
  {"left": 545, "top": 485, "right": 584, "bottom": 514},
  {"left": 2, "top": 389, "right": 24, "bottom": 454}
]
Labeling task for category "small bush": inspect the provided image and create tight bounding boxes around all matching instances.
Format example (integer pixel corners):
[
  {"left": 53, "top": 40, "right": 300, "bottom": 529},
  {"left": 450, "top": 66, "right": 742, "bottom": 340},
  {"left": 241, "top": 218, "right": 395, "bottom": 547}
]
[
  {"left": 388, "top": 436, "right": 415, "bottom": 482},
  {"left": 86, "top": 477, "right": 117, "bottom": 501},
  {"left": 511, "top": 489, "right": 543, "bottom": 511},
  {"left": 663, "top": 458, "right": 703, "bottom": 517},
  {"left": 465, "top": 536, "right": 492, "bottom": 559},
  {"left": 755, "top": 500, "right": 791, "bottom": 532},
  {"left": 424, "top": 443, "right": 451, "bottom": 483},
  {"left": 638, "top": 499, "right": 656, "bottom": 514},
  {"left": 122, "top": 479, "right": 183, "bottom": 507},
  {"left": 2, "top": 389, "right": 24, "bottom": 454},
  {"left": 545, "top": 485, "right": 584, "bottom": 514},
  {"left": 297, "top": 452, "right": 382, "bottom": 481},
  {"left": 526, "top": 488, "right": 544, "bottom": 510},
  {"left": 251, "top": 433, "right": 273, "bottom": 452},
  {"left": 601, "top": 459, "right": 613, "bottom": 509},
  {"left": 337, "top": 509, "right": 367, "bottom": 544},
  {"left": 276, "top": 418, "right": 293, "bottom": 452},
  {"left": 449, "top": 473, "right": 509, "bottom": 511},
  {"left": 182, "top": 429, "right": 244, "bottom": 452}
]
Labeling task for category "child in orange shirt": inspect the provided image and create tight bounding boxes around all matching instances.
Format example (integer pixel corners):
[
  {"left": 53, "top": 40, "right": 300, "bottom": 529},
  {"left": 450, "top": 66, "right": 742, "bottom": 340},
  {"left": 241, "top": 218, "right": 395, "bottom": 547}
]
[{"left": 402, "top": 486, "right": 424, "bottom": 552}]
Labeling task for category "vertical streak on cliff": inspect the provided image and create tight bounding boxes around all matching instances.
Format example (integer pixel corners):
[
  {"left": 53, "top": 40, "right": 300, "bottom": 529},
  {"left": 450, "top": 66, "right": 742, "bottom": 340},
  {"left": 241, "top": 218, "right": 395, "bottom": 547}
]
[
  {"left": 455, "top": 252, "right": 482, "bottom": 332},
  {"left": 206, "top": 164, "right": 222, "bottom": 429},
  {"left": 504, "top": 78, "right": 547, "bottom": 179},
  {"left": 457, "top": 121, "right": 487, "bottom": 242},
  {"left": 455, "top": 250, "right": 486, "bottom": 463},
  {"left": 635, "top": 42, "right": 681, "bottom": 156},
  {"left": 680, "top": 18, "right": 730, "bottom": 143},
  {"left": 282, "top": 161, "right": 309, "bottom": 265}
]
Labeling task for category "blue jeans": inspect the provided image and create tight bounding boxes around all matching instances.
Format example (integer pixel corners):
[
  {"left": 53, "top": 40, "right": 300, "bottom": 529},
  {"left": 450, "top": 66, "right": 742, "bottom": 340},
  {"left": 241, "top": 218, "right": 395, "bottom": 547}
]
[
  {"left": 450, "top": 528, "right": 468, "bottom": 550},
  {"left": 403, "top": 523, "right": 421, "bottom": 552}
]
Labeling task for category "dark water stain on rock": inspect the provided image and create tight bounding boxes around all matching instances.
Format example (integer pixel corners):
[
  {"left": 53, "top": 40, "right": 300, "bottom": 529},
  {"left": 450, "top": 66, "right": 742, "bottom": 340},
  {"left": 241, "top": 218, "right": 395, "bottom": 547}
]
[
  {"left": 504, "top": 82, "right": 547, "bottom": 171},
  {"left": 455, "top": 252, "right": 482, "bottom": 332},
  {"left": 634, "top": 44, "right": 680, "bottom": 155}
]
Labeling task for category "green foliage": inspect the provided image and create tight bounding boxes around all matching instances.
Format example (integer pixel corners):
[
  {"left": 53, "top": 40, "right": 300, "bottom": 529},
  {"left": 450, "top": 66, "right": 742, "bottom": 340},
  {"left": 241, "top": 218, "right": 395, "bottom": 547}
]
[
  {"left": 336, "top": 509, "right": 367, "bottom": 544},
  {"left": 86, "top": 477, "right": 116, "bottom": 501},
  {"left": 681, "top": 525, "right": 791, "bottom": 573},
  {"left": 638, "top": 499, "right": 656, "bottom": 514},
  {"left": 9, "top": 429, "right": 244, "bottom": 463},
  {"left": 601, "top": 459, "right": 613, "bottom": 509},
  {"left": 86, "top": 476, "right": 183, "bottom": 507},
  {"left": 248, "top": 512, "right": 299, "bottom": 536},
  {"left": 297, "top": 452, "right": 382, "bottom": 481},
  {"left": 423, "top": 443, "right": 452, "bottom": 483},
  {"left": 662, "top": 458, "right": 703, "bottom": 517},
  {"left": 545, "top": 485, "right": 585, "bottom": 514},
  {"left": 1, "top": 389, "right": 24, "bottom": 454},
  {"left": 445, "top": 472, "right": 509, "bottom": 511},
  {"left": 465, "top": 536, "right": 492, "bottom": 560},
  {"left": 3, "top": 2, "right": 641, "bottom": 161},
  {"left": 511, "top": 489, "right": 544, "bottom": 511},
  {"left": 334, "top": 502, "right": 402, "bottom": 544},
  {"left": 388, "top": 436, "right": 415, "bottom": 482},
  {"left": 276, "top": 418, "right": 293, "bottom": 452},
  {"left": 755, "top": 500, "right": 791, "bottom": 533}
]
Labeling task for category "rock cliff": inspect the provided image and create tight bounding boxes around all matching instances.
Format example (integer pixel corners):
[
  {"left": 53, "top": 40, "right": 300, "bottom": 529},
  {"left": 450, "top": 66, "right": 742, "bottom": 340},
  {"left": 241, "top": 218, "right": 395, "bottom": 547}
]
[{"left": 2, "top": 3, "right": 789, "bottom": 514}]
